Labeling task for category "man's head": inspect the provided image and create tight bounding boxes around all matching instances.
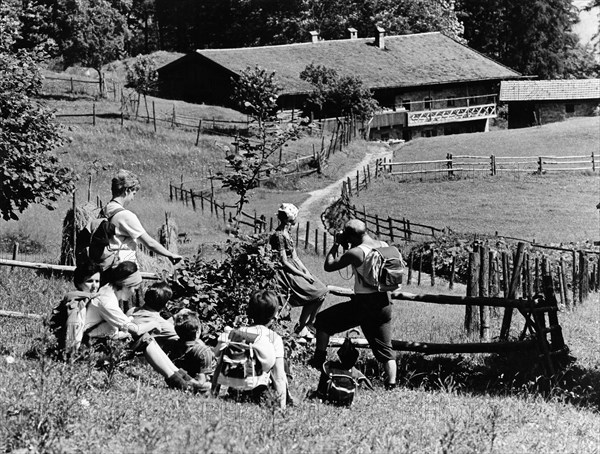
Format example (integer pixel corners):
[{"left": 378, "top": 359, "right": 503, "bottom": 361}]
[{"left": 343, "top": 219, "right": 367, "bottom": 247}]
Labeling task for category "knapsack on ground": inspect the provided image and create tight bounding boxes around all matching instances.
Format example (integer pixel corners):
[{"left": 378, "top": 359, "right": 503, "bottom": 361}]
[
  {"left": 76, "top": 207, "right": 124, "bottom": 270},
  {"left": 317, "top": 361, "right": 357, "bottom": 407},
  {"left": 48, "top": 291, "right": 99, "bottom": 358},
  {"left": 362, "top": 245, "right": 406, "bottom": 291},
  {"left": 213, "top": 329, "right": 275, "bottom": 392}
]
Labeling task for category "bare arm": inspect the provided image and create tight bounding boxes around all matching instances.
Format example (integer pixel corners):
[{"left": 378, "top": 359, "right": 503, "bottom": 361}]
[
  {"left": 138, "top": 233, "right": 183, "bottom": 264},
  {"left": 324, "top": 244, "right": 362, "bottom": 272},
  {"left": 270, "top": 357, "right": 287, "bottom": 409}
]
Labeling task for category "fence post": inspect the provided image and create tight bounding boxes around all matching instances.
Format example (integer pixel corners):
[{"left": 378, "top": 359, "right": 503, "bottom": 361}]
[
  {"left": 152, "top": 101, "right": 157, "bottom": 132},
  {"left": 314, "top": 228, "right": 319, "bottom": 255},
  {"left": 541, "top": 273, "right": 566, "bottom": 352},
  {"left": 538, "top": 156, "right": 543, "bottom": 174},
  {"left": 347, "top": 177, "right": 352, "bottom": 197},
  {"left": 356, "top": 170, "right": 360, "bottom": 196},
  {"left": 490, "top": 155, "right": 495, "bottom": 176},
  {"left": 465, "top": 249, "right": 479, "bottom": 334},
  {"left": 190, "top": 190, "right": 196, "bottom": 211},
  {"left": 70, "top": 77, "right": 74, "bottom": 93},
  {"left": 560, "top": 257, "right": 570, "bottom": 309},
  {"left": 375, "top": 159, "right": 380, "bottom": 178},
  {"left": 579, "top": 252, "right": 589, "bottom": 303},
  {"left": 430, "top": 250, "right": 436, "bottom": 286},
  {"left": 500, "top": 242, "right": 526, "bottom": 340},
  {"left": 367, "top": 165, "right": 371, "bottom": 184},
  {"left": 449, "top": 255, "right": 456, "bottom": 290},
  {"left": 92, "top": 103, "right": 96, "bottom": 126},
  {"left": 447, "top": 153, "right": 453, "bottom": 178},
  {"left": 572, "top": 250, "right": 578, "bottom": 306},
  {"left": 195, "top": 120, "right": 202, "bottom": 146},
  {"left": 406, "top": 219, "right": 412, "bottom": 241},
  {"left": 200, "top": 192, "right": 204, "bottom": 212},
  {"left": 375, "top": 215, "right": 380, "bottom": 237},
  {"left": 11, "top": 242, "right": 19, "bottom": 262},
  {"left": 407, "top": 252, "right": 413, "bottom": 285},
  {"left": 222, "top": 202, "right": 226, "bottom": 223},
  {"left": 295, "top": 224, "right": 300, "bottom": 247},
  {"left": 479, "top": 246, "right": 490, "bottom": 340},
  {"left": 592, "top": 152, "right": 596, "bottom": 172},
  {"left": 323, "top": 231, "right": 327, "bottom": 256},
  {"left": 171, "top": 105, "right": 176, "bottom": 128},
  {"left": 169, "top": 183, "right": 173, "bottom": 201},
  {"left": 388, "top": 217, "right": 394, "bottom": 243},
  {"left": 304, "top": 221, "right": 310, "bottom": 249}
]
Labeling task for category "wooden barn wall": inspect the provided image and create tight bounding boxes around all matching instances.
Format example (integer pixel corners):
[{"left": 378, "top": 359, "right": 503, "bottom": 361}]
[{"left": 537, "top": 100, "right": 598, "bottom": 124}]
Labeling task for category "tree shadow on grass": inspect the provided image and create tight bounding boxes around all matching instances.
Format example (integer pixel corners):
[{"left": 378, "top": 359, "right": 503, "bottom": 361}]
[{"left": 361, "top": 351, "right": 600, "bottom": 411}]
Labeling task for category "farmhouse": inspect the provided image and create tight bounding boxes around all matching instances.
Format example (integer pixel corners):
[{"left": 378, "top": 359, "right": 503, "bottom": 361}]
[
  {"left": 158, "top": 30, "right": 523, "bottom": 141},
  {"left": 499, "top": 79, "right": 600, "bottom": 129}
]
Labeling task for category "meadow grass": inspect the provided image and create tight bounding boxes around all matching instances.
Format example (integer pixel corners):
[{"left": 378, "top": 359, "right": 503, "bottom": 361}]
[{"left": 1, "top": 266, "right": 599, "bottom": 453}]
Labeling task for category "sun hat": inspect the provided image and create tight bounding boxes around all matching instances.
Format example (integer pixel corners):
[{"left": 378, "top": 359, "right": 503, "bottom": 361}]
[{"left": 278, "top": 203, "right": 299, "bottom": 222}]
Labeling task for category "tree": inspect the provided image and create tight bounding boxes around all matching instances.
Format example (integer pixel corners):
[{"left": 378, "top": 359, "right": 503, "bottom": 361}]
[
  {"left": 125, "top": 54, "right": 158, "bottom": 119},
  {"left": 300, "top": 63, "right": 379, "bottom": 121},
  {"left": 219, "top": 66, "right": 299, "bottom": 217},
  {"left": 0, "top": 5, "right": 76, "bottom": 221},
  {"left": 458, "top": 0, "right": 599, "bottom": 78},
  {"left": 61, "top": 0, "right": 128, "bottom": 96}
]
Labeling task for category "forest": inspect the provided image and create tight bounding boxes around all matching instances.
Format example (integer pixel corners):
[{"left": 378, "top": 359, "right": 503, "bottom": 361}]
[{"left": 5, "top": 0, "right": 600, "bottom": 80}]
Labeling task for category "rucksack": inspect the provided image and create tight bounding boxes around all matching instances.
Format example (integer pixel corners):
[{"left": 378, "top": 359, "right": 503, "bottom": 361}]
[
  {"left": 49, "top": 291, "right": 100, "bottom": 358},
  {"left": 361, "top": 245, "right": 406, "bottom": 292},
  {"left": 76, "top": 207, "right": 124, "bottom": 270},
  {"left": 214, "top": 329, "right": 275, "bottom": 392},
  {"left": 317, "top": 361, "right": 357, "bottom": 407}
]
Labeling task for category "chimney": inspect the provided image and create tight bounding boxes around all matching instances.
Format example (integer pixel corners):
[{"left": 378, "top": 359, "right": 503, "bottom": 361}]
[
  {"left": 348, "top": 27, "right": 358, "bottom": 40},
  {"left": 310, "top": 31, "right": 319, "bottom": 44},
  {"left": 375, "top": 26, "right": 385, "bottom": 49}
]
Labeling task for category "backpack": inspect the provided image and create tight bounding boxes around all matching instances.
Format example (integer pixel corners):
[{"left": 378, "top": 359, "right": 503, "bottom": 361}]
[
  {"left": 76, "top": 206, "right": 124, "bottom": 270},
  {"left": 49, "top": 291, "right": 100, "bottom": 358},
  {"left": 213, "top": 329, "right": 276, "bottom": 392},
  {"left": 317, "top": 361, "right": 357, "bottom": 407},
  {"left": 361, "top": 245, "right": 406, "bottom": 292}
]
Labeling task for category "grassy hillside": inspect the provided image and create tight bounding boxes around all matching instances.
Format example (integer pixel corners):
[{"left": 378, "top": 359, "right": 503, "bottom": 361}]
[{"left": 352, "top": 117, "right": 600, "bottom": 244}]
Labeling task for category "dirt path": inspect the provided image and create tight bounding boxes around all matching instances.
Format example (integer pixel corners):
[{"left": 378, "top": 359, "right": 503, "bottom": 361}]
[{"left": 298, "top": 143, "right": 393, "bottom": 231}]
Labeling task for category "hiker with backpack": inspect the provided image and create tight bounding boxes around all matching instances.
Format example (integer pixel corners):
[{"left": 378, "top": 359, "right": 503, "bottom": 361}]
[
  {"left": 310, "top": 219, "right": 398, "bottom": 390},
  {"left": 80, "top": 261, "right": 209, "bottom": 393},
  {"left": 270, "top": 203, "right": 327, "bottom": 339},
  {"left": 97, "top": 169, "right": 182, "bottom": 268},
  {"left": 212, "top": 289, "right": 288, "bottom": 409}
]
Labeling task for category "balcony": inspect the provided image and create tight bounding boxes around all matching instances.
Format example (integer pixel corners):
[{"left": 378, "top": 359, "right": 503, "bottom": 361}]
[{"left": 407, "top": 103, "right": 497, "bottom": 127}]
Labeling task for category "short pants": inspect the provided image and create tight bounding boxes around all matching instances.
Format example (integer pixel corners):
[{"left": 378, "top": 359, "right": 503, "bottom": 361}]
[{"left": 315, "top": 292, "right": 396, "bottom": 363}]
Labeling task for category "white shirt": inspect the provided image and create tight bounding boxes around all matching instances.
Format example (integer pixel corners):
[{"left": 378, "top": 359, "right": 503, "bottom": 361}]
[{"left": 103, "top": 201, "right": 146, "bottom": 264}]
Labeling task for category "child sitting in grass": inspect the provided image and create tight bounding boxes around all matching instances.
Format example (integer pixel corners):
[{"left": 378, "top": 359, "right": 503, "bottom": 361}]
[
  {"left": 127, "top": 282, "right": 179, "bottom": 354},
  {"left": 169, "top": 310, "right": 215, "bottom": 383}
]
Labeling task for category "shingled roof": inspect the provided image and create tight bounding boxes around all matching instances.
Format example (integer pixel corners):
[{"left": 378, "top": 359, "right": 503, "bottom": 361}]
[
  {"left": 500, "top": 79, "right": 600, "bottom": 101},
  {"left": 160, "top": 32, "right": 521, "bottom": 95}
]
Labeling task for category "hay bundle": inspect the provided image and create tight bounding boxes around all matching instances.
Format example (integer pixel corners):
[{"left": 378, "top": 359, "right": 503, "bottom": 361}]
[
  {"left": 157, "top": 213, "right": 179, "bottom": 255},
  {"left": 60, "top": 202, "right": 99, "bottom": 265}
]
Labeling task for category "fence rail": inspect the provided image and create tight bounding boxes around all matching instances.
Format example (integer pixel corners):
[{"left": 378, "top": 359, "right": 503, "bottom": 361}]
[{"left": 378, "top": 153, "right": 597, "bottom": 178}]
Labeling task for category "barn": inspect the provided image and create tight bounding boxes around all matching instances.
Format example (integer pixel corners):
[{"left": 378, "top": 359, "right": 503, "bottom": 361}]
[
  {"left": 500, "top": 79, "right": 600, "bottom": 129},
  {"left": 158, "top": 29, "right": 523, "bottom": 141}
]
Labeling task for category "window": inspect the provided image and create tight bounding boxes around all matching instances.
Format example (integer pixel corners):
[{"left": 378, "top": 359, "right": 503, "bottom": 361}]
[
  {"left": 424, "top": 97, "right": 432, "bottom": 109},
  {"left": 447, "top": 97, "right": 456, "bottom": 108},
  {"left": 566, "top": 103, "right": 575, "bottom": 114},
  {"left": 402, "top": 99, "right": 411, "bottom": 111}
]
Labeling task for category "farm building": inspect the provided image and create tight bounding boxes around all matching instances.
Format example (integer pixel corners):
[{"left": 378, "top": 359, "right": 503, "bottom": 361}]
[
  {"left": 158, "top": 30, "right": 523, "bottom": 141},
  {"left": 499, "top": 79, "right": 600, "bottom": 129}
]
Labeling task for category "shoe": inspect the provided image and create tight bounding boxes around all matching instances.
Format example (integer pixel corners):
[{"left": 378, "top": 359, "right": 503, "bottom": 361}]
[{"left": 166, "top": 369, "right": 210, "bottom": 394}]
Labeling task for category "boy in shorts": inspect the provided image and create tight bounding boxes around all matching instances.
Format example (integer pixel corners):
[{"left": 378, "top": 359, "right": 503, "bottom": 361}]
[{"left": 170, "top": 310, "right": 215, "bottom": 382}]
